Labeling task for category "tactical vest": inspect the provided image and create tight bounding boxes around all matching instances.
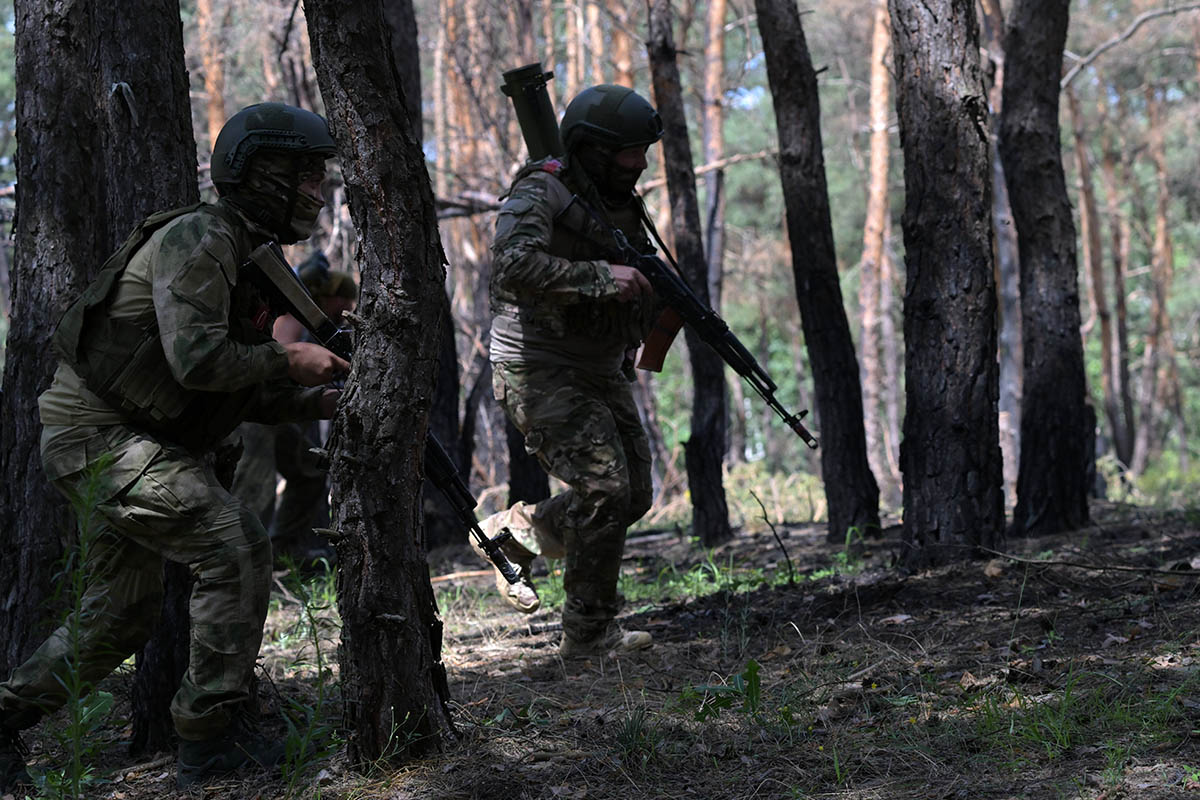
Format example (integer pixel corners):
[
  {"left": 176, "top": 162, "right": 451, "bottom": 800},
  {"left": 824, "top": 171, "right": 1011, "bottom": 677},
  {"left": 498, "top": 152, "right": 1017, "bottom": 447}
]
[
  {"left": 52, "top": 203, "right": 275, "bottom": 452},
  {"left": 496, "top": 157, "right": 656, "bottom": 346}
]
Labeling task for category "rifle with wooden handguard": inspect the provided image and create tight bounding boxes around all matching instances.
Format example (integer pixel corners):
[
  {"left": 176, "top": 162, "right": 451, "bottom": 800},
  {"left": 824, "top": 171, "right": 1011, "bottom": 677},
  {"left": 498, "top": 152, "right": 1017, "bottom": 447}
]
[
  {"left": 609, "top": 229, "right": 819, "bottom": 449},
  {"left": 241, "top": 242, "right": 522, "bottom": 583}
]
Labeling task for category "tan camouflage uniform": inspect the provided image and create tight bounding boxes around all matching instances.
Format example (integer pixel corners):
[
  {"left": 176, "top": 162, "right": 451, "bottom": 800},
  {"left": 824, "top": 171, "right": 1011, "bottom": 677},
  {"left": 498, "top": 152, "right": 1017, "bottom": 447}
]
[
  {"left": 490, "top": 156, "right": 657, "bottom": 643},
  {"left": 0, "top": 198, "right": 323, "bottom": 741}
]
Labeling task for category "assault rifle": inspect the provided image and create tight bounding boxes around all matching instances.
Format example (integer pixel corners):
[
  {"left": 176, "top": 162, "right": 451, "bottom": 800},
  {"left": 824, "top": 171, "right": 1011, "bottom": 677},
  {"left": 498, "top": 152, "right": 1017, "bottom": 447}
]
[
  {"left": 500, "top": 61, "right": 818, "bottom": 449},
  {"left": 610, "top": 230, "right": 818, "bottom": 449},
  {"left": 242, "top": 242, "right": 521, "bottom": 583}
]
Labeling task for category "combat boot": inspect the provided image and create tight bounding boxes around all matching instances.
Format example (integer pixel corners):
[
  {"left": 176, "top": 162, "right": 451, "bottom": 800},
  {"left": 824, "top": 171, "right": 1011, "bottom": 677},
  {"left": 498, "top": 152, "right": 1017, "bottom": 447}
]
[
  {"left": 559, "top": 623, "right": 653, "bottom": 658},
  {"left": 473, "top": 508, "right": 540, "bottom": 614},
  {"left": 176, "top": 718, "right": 285, "bottom": 788},
  {"left": 0, "top": 726, "right": 32, "bottom": 793}
]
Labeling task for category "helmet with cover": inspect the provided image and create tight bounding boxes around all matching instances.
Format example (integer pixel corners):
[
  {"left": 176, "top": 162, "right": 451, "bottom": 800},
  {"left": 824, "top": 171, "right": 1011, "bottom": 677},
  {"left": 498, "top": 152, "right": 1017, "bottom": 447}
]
[
  {"left": 212, "top": 103, "right": 336, "bottom": 244},
  {"left": 559, "top": 85, "right": 662, "bottom": 200}
]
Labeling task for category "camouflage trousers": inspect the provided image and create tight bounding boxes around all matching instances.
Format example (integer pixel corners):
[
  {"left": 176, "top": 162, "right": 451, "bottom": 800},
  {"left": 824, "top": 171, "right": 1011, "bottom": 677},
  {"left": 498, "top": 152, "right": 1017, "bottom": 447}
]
[
  {"left": 231, "top": 420, "right": 330, "bottom": 561},
  {"left": 0, "top": 423, "right": 272, "bottom": 741},
  {"left": 493, "top": 362, "right": 652, "bottom": 642}
]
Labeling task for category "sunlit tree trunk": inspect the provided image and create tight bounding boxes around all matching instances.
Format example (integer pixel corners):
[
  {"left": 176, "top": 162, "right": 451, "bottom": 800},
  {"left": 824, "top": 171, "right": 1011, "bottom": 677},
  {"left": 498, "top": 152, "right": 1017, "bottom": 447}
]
[
  {"left": 978, "top": 0, "right": 1021, "bottom": 507},
  {"left": 587, "top": 2, "right": 605, "bottom": 83},
  {"left": 889, "top": 0, "right": 1003, "bottom": 566},
  {"left": 756, "top": 0, "right": 879, "bottom": 543},
  {"left": 1098, "top": 95, "right": 1135, "bottom": 467},
  {"left": 1000, "top": 0, "right": 1091, "bottom": 537},
  {"left": 648, "top": 0, "right": 732, "bottom": 547},
  {"left": 1130, "top": 85, "right": 1178, "bottom": 476},
  {"left": 1067, "top": 87, "right": 1117, "bottom": 470},
  {"left": 858, "top": 0, "right": 899, "bottom": 506},
  {"left": 196, "top": 0, "right": 227, "bottom": 154},
  {"left": 305, "top": 0, "right": 454, "bottom": 763},
  {"left": 610, "top": 0, "right": 635, "bottom": 87}
]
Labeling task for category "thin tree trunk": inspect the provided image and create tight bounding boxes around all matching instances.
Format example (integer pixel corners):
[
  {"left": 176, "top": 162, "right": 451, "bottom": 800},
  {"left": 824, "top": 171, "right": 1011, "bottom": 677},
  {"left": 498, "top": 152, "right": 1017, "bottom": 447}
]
[
  {"left": 858, "top": 0, "right": 898, "bottom": 506},
  {"left": 305, "top": 0, "right": 454, "bottom": 762},
  {"left": 889, "top": 0, "right": 1004, "bottom": 566},
  {"left": 979, "top": 0, "right": 1021, "bottom": 508},
  {"left": 587, "top": 2, "right": 605, "bottom": 84},
  {"left": 611, "top": 1, "right": 635, "bottom": 87},
  {"left": 1001, "top": 0, "right": 1090, "bottom": 537},
  {"left": 1098, "top": 106, "right": 1135, "bottom": 466},
  {"left": 647, "top": 0, "right": 732, "bottom": 547},
  {"left": 196, "top": 0, "right": 227, "bottom": 154},
  {"left": 1068, "top": 87, "right": 1118, "bottom": 473},
  {"left": 1130, "top": 85, "right": 1176, "bottom": 476},
  {"left": 702, "top": 0, "right": 726, "bottom": 312},
  {"left": 756, "top": 0, "right": 880, "bottom": 543}
]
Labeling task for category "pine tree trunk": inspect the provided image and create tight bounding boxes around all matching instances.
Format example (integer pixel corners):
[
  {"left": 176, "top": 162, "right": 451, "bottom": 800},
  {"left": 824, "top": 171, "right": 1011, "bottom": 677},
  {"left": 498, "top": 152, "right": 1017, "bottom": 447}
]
[
  {"left": 702, "top": 0, "right": 726, "bottom": 313},
  {"left": 95, "top": 0, "right": 201, "bottom": 756},
  {"left": 978, "top": 0, "right": 1021, "bottom": 509},
  {"left": 755, "top": 0, "right": 880, "bottom": 543},
  {"left": 1130, "top": 86, "right": 1175, "bottom": 477},
  {"left": 1000, "top": 0, "right": 1091, "bottom": 537},
  {"left": 889, "top": 0, "right": 1004, "bottom": 566},
  {"left": 1098, "top": 114, "right": 1135, "bottom": 467},
  {"left": 304, "top": 0, "right": 454, "bottom": 763},
  {"left": 196, "top": 0, "right": 227, "bottom": 154},
  {"left": 647, "top": 0, "right": 732, "bottom": 547},
  {"left": 858, "top": 0, "right": 898, "bottom": 506},
  {"left": 1, "top": 0, "right": 100, "bottom": 676}
]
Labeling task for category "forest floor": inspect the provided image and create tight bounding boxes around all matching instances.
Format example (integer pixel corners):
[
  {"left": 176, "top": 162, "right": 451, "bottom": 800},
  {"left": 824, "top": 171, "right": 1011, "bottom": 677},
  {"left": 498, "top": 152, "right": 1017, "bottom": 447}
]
[{"left": 7, "top": 499, "right": 1200, "bottom": 800}]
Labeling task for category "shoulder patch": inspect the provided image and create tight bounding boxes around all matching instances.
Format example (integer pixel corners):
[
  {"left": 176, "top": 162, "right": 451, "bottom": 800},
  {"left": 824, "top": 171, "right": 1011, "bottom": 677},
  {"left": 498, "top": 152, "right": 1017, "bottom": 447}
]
[{"left": 540, "top": 158, "right": 564, "bottom": 175}]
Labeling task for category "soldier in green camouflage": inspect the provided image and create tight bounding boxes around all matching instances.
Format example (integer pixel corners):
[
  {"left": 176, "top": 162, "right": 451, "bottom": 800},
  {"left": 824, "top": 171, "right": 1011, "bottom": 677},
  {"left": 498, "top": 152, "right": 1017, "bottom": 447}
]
[
  {"left": 477, "top": 85, "right": 665, "bottom": 658},
  {"left": 0, "top": 103, "right": 348, "bottom": 792}
]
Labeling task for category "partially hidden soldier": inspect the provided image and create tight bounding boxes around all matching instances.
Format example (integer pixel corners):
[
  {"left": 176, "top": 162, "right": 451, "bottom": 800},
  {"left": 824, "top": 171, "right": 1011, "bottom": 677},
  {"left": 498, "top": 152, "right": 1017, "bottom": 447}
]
[
  {"left": 231, "top": 251, "right": 358, "bottom": 568},
  {"left": 0, "top": 102, "right": 349, "bottom": 792},
  {"left": 477, "top": 84, "right": 664, "bottom": 658}
]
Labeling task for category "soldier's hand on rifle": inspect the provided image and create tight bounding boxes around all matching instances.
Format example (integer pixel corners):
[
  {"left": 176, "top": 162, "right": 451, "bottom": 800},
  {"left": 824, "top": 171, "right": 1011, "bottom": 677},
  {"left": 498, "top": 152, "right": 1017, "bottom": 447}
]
[
  {"left": 317, "top": 388, "right": 341, "bottom": 419},
  {"left": 284, "top": 341, "right": 350, "bottom": 386},
  {"left": 610, "top": 264, "right": 653, "bottom": 302}
]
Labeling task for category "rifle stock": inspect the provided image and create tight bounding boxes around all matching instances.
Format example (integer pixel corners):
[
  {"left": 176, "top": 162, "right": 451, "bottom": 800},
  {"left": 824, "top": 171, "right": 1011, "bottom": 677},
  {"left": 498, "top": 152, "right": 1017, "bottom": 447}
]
[{"left": 241, "top": 243, "right": 522, "bottom": 583}]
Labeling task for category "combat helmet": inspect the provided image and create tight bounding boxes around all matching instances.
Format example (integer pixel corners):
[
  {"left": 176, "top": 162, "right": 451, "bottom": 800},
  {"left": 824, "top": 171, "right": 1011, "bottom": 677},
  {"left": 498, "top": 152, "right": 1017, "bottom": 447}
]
[
  {"left": 560, "top": 85, "right": 664, "bottom": 154},
  {"left": 211, "top": 102, "right": 336, "bottom": 189}
]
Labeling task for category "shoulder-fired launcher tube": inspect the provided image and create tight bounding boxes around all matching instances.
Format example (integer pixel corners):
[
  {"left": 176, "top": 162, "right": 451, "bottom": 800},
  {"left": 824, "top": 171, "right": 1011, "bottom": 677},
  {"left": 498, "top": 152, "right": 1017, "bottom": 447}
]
[{"left": 501, "top": 62, "right": 565, "bottom": 162}]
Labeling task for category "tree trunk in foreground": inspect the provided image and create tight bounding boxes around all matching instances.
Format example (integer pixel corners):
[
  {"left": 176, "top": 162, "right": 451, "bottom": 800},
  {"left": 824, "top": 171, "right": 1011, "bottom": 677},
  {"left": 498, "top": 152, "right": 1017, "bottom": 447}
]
[
  {"left": 305, "top": 0, "right": 454, "bottom": 763},
  {"left": 756, "top": 0, "right": 880, "bottom": 543},
  {"left": 96, "top": 0, "right": 201, "bottom": 756},
  {"left": 647, "top": 0, "right": 733, "bottom": 547},
  {"left": 999, "top": 0, "right": 1091, "bottom": 537},
  {"left": 889, "top": 0, "right": 1004, "bottom": 567}
]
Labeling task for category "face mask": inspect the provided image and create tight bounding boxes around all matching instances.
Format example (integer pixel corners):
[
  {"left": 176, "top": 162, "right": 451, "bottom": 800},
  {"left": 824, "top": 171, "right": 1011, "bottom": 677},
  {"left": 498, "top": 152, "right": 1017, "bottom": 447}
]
[{"left": 230, "top": 152, "right": 327, "bottom": 244}]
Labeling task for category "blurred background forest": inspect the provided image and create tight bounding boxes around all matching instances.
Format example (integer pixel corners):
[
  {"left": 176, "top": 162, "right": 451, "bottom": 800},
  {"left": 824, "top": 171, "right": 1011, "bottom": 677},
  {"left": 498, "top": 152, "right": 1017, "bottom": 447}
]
[{"left": 0, "top": 0, "right": 1195, "bottom": 525}]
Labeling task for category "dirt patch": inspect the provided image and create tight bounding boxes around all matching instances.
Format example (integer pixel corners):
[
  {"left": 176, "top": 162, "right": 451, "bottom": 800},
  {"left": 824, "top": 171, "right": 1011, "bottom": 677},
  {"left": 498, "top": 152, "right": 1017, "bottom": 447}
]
[{"left": 9, "top": 501, "right": 1200, "bottom": 799}]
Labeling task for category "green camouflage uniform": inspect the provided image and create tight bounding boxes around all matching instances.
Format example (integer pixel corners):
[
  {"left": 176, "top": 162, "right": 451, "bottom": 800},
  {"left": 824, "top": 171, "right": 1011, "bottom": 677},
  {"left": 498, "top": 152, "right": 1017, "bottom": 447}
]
[
  {"left": 0, "top": 199, "right": 324, "bottom": 741},
  {"left": 490, "top": 156, "right": 657, "bottom": 643}
]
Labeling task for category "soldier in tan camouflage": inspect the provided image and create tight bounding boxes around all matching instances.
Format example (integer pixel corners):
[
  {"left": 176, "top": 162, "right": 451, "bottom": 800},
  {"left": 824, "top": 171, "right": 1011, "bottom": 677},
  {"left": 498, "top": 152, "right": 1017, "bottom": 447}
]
[
  {"left": 477, "top": 85, "right": 665, "bottom": 658},
  {"left": 0, "top": 103, "right": 348, "bottom": 792}
]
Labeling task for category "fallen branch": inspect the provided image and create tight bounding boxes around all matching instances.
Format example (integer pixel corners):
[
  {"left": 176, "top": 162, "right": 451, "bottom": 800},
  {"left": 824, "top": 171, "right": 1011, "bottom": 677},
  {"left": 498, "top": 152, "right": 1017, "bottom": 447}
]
[{"left": 980, "top": 547, "right": 1195, "bottom": 576}]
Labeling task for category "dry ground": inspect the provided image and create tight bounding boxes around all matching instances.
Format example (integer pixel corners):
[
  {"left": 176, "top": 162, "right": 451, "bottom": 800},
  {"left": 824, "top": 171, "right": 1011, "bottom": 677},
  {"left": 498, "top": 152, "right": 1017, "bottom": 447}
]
[{"left": 7, "top": 500, "right": 1200, "bottom": 799}]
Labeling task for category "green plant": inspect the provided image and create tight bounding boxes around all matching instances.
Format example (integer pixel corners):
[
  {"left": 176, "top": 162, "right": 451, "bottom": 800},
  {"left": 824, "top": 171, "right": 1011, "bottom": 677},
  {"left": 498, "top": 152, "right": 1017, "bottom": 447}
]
[
  {"left": 42, "top": 457, "right": 117, "bottom": 799},
  {"left": 679, "top": 659, "right": 763, "bottom": 722},
  {"left": 614, "top": 706, "right": 662, "bottom": 769},
  {"left": 279, "top": 565, "right": 342, "bottom": 796}
]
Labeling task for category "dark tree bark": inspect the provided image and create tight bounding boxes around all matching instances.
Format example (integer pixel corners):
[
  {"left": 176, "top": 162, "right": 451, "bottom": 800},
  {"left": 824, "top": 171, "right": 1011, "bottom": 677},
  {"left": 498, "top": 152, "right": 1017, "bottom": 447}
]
[
  {"left": 889, "top": 0, "right": 1004, "bottom": 567},
  {"left": 0, "top": 0, "right": 98, "bottom": 675},
  {"left": 304, "top": 0, "right": 454, "bottom": 763},
  {"left": 647, "top": 0, "right": 732, "bottom": 547},
  {"left": 382, "top": 0, "right": 469, "bottom": 549},
  {"left": 999, "top": 0, "right": 1091, "bottom": 537},
  {"left": 94, "top": 1, "right": 201, "bottom": 756},
  {"left": 0, "top": 5, "right": 196, "bottom": 724},
  {"left": 755, "top": 0, "right": 880, "bottom": 543}
]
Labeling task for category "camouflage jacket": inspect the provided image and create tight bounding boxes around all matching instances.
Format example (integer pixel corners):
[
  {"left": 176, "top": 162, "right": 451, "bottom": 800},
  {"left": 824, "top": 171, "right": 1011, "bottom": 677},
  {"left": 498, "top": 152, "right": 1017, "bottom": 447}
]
[
  {"left": 489, "top": 156, "right": 657, "bottom": 371},
  {"left": 44, "top": 199, "right": 322, "bottom": 451}
]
